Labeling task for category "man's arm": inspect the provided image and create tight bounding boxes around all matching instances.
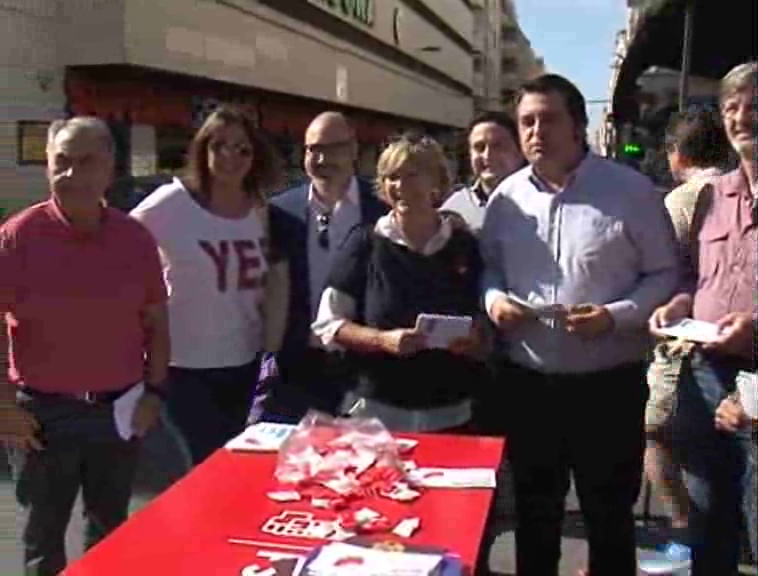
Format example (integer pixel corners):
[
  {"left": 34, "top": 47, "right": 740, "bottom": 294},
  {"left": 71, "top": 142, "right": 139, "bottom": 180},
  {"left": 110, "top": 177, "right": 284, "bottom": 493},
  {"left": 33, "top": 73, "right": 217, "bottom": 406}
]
[
  {"left": 0, "top": 229, "right": 19, "bottom": 317},
  {"left": 480, "top": 194, "right": 532, "bottom": 331},
  {"left": 130, "top": 301, "right": 169, "bottom": 438},
  {"left": 604, "top": 187, "right": 680, "bottom": 330},
  {"left": 0, "top": 229, "right": 21, "bottom": 404},
  {"left": 0, "top": 320, "right": 13, "bottom": 405},
  {"left": 141, "top": 301, "right": 170, "bottom": 389}
]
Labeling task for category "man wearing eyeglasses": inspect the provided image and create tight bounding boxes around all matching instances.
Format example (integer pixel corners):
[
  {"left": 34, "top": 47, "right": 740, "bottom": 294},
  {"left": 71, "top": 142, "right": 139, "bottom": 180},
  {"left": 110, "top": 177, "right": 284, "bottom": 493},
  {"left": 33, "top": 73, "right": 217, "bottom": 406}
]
[
  {"left": 261, "top": 112, "right": 386, "bottom": 423},
  {"left": 649, "top": 62, "right": 757, "bottom": 576}
]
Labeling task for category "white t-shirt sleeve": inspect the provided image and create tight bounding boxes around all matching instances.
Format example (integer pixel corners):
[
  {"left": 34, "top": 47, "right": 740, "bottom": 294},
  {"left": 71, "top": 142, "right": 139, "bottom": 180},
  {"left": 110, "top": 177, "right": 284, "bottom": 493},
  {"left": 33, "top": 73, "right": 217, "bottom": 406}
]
[{"left": 311, "top": 287, "right": 357, "bottom": 352}]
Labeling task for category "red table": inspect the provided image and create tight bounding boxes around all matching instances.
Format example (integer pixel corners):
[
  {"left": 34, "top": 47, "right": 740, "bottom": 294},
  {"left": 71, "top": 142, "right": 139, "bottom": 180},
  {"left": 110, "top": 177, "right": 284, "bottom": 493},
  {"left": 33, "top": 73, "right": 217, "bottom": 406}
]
[{"left": 62, "top": 433, "right": 504, "bottom": 576}]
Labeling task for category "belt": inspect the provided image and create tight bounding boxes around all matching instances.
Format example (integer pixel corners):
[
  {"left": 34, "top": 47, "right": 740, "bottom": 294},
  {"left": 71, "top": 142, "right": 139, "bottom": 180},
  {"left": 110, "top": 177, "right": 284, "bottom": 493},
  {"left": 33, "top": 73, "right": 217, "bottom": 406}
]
[{"left": 20, "top": 384, "right": 134, "bottom": 405}]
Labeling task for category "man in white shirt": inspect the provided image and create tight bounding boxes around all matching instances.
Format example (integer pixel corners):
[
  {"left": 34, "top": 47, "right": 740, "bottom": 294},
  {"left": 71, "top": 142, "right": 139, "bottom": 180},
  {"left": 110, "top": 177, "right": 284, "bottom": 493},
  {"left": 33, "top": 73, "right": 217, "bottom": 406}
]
[
  {"left": 260, "top": 112, "right": 386, "bottom": 423},
  {"left": 481, "top": 74, "right": 678, "bottom": 576},
  {"left": 440, "top": 111, "right": 524, "bottom": 234}
]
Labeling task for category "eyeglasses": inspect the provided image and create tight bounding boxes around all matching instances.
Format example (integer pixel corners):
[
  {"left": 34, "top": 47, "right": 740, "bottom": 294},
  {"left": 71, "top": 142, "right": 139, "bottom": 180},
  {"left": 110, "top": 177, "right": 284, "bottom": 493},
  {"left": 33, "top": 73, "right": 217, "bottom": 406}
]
[
  {"left": 316, "top": 212, "right": 331, "bottom": 249},
  {"left": 208, "top": 141, "right": 254, "bottom": 157},
  {"left": 304, "top": 141, "right": 353, "bottom": 156}
]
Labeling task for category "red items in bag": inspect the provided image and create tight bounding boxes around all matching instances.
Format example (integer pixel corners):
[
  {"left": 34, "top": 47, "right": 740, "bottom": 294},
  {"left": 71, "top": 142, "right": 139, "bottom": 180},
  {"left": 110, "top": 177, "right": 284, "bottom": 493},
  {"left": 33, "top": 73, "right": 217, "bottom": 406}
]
[{"left": 274, "top": 411, "right": 412, "bottom": 503}]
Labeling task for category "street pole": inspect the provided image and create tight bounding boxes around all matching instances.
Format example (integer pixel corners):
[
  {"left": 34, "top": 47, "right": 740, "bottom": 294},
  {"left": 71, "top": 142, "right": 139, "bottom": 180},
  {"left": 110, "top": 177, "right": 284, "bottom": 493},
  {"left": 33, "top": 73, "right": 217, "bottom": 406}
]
[{"left": 678, "top": 0, "right": 695, "bottom": 111}]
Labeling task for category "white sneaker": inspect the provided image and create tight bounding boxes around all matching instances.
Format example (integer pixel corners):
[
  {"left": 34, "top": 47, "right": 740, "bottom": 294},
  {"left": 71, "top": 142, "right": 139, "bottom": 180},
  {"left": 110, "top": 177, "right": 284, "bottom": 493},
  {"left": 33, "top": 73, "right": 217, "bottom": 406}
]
[{"left": 638, "top": 542, "right": 692, "bottom": 575}]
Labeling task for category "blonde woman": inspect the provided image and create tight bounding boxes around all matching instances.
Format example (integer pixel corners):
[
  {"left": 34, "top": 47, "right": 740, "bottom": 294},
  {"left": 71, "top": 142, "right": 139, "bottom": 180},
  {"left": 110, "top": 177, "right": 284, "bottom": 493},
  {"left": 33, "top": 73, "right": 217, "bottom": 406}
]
[
  {"left": 131, "top": 106, "right": 282, "bottom": 464},
  {"left": 312, "top": 133, "right": 487, "bottom": 432}
]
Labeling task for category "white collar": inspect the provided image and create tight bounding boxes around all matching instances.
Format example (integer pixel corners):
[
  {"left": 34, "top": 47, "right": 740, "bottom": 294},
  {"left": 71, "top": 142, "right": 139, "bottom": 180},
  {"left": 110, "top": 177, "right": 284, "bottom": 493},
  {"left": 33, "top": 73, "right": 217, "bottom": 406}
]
[
  {"left": 682, "top": 166, "right": 723, "bottom": 183},
  {"left": 374, "top": 212, "right": 453, "bottom": 256},
  {"left": 528, "top": 152, "right": 594, "bottom": 193},
  {"left": 308, "top": 177, "right": 359, "bottom": 213}
]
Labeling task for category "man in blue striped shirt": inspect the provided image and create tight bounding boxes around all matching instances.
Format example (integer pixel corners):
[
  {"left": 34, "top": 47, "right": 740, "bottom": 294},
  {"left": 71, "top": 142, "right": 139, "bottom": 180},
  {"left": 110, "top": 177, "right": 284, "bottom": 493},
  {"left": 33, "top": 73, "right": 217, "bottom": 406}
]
[{"left": 480, "top": 74, "right": 679, "bottom": 576}]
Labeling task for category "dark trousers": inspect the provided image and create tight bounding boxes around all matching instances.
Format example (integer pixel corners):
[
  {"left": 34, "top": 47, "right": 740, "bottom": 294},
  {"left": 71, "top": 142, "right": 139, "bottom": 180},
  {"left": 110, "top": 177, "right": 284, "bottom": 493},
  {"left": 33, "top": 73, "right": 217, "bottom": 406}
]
[
  {"left": 259, "top": 348, "right": 354, "bottom": 424},
  {"left": 7, "top": 392, "right": 140, "bottom": 576},
  {"left": 671, "top": 351, "right": 754, "bottom": 575},
  {"left": 165, "top": 358, "right": 260, "bottom": 465},
  {"left": 507, "top": 362, "right": 647, "bottom": 576}
]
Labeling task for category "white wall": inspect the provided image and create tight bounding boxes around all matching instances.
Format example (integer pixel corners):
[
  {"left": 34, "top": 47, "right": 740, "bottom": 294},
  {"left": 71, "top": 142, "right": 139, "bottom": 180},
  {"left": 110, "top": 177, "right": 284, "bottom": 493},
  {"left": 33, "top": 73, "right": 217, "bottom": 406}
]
[{"left": 0, "top": 1, "right": 66, "bottom": 215}]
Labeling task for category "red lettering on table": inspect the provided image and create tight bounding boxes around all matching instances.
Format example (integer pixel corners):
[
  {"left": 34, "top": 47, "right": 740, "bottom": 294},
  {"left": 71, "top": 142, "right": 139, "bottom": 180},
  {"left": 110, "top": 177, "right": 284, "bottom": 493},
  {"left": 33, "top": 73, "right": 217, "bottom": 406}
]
[{"left": 233, "top": 240, "right": 262, "bottom": 290}]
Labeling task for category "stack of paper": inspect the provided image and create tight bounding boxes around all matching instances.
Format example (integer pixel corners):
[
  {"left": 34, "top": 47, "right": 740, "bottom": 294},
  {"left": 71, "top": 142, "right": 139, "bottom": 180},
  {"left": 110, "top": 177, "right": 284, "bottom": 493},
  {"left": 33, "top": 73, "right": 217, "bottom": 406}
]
[
  {"left": 224, "top": 422, "right": 296, "bottom": 452},
  {"left": 305, "top": 542, "right": 444, "bottom": 576},
  {"left": 655, "top": 318, "right": 721, "bottom": 343},
  {"left": 414, "top": 314, "right": 472, "bottom": 349}
]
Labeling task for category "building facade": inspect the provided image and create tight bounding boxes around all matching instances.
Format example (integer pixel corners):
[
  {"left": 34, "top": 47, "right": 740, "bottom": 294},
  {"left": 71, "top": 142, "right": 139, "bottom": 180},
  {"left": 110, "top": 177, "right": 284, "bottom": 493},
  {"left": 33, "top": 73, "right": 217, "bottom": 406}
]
[
  {"left": 1, "top": 0, "right": 484, "bottom": 214},
  {"left": 470, "top": 0, "right": 543, "bottom": 116}
]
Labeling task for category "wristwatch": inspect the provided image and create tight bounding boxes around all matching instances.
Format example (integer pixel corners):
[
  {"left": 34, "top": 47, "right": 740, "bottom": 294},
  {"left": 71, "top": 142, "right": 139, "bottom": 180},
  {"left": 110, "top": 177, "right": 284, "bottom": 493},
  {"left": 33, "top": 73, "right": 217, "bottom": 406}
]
[{"left": 144, "top": 382, "right": 167, "bottom": 401}]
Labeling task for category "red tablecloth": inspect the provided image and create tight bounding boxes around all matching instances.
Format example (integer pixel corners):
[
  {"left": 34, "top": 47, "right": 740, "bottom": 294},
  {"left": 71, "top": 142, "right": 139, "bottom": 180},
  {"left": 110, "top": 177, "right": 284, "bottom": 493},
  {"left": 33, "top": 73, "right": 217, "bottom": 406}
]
[{"left": 62, "top": 432, "right": 504, "bottom": 576}]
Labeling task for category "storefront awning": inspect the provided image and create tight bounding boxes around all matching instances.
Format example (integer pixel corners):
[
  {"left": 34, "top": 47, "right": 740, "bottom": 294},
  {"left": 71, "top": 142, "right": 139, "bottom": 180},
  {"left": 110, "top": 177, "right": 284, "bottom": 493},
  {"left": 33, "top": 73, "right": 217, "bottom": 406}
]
[{"left": 613, "top": 0, "right": 756, "bottom": 123}]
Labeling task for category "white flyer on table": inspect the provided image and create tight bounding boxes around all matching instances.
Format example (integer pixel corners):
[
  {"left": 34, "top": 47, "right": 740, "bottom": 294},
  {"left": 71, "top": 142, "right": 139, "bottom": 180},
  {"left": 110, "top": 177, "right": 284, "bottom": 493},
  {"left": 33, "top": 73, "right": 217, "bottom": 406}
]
[
  {"left": 306, "top": 542, "right": 443, "bottom": 576},
  {"left": 407, "top": 467, "right": 496, "bottom": 489},
  {"left": 113, "top": 383, "right": 145, "bottom": 441},
  {"left": 225, "top": 422, "right": 296, "bottom": 452},
  {"left": 656, "top": 318, "right": 721, "bottom": 343},
  {"left": 415, "top": 314, "right": 472, "bottom": 349}
]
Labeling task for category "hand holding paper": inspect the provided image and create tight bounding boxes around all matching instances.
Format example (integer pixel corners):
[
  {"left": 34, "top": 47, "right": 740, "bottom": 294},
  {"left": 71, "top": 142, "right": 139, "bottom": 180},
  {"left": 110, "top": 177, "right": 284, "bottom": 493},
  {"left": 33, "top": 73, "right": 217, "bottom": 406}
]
[
  {"left": 655, "top": 318, "right": 721, "bottom": 344},
  {"left": 114, "top": 383, "right": 146, "bottom": 441},
  {"left": 415, "top": 314, "right": 472, "bottom": 350},
  {"left": 736, "top": 371, "right": 757, "bottom": 421},
  {"left": 506, "top": 292, "right": 566, "bottom": 319}
]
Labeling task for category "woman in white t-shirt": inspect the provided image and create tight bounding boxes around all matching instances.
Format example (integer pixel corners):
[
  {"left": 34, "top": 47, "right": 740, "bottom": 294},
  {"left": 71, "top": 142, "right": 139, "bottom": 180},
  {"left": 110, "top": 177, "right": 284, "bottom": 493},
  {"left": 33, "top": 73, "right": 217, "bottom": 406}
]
[{"left": 131, "top": 106, "right": 282, "bottom": 465}]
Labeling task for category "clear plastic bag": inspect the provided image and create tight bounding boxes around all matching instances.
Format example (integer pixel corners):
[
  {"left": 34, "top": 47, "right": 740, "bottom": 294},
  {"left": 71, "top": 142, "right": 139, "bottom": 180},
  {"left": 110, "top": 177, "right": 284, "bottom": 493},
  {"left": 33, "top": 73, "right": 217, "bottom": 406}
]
[{"left": 274, "top": 411, "right": 403, "bottom": 494}]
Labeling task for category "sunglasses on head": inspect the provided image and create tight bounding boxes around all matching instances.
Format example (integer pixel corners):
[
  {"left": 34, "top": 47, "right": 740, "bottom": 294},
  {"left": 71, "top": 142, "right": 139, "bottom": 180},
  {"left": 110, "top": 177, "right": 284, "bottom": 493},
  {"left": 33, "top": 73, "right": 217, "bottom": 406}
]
[{"left": 208, "top": 141, "right": 254, "bottom": 157}]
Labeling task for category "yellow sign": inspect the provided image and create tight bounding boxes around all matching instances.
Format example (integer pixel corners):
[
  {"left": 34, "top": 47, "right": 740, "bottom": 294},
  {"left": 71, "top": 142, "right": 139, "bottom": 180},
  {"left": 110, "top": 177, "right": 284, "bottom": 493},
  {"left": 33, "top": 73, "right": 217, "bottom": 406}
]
[
  {"left": 17, "top": 121, "right": 49, "bottom": 165},
  {"left": 308, "top": 0, "right": 374, "bottom": 28}
]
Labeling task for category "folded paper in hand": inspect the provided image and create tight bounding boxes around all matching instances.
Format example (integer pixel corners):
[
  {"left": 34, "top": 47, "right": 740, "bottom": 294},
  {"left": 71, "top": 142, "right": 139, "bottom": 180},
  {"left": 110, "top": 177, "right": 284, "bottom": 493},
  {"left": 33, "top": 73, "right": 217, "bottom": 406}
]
[
  {"left": 656, "top": 319, "right": 721, "bottom": 343},
  {"left": 736, "top": 371, "right": 757, "bottom": 420},
  {"left": 415, "top": 314, "right": 472, "bottom": 349},
  {"left": 113, "top": 383, "right": 145, "bottom": 441},
  {"left": 506, "top": 292, "right": 565, "bottom": 318}
]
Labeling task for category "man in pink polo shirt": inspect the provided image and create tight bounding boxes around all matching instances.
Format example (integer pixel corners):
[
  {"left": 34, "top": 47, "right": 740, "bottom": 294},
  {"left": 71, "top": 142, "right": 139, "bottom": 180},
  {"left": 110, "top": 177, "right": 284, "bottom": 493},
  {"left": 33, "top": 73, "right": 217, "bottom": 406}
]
[
  {"left": 0, "top": 117, "right": 169, "bottom": 576},
  {"left": 650, "top": 62, "right": 757, "bottom": 576}
]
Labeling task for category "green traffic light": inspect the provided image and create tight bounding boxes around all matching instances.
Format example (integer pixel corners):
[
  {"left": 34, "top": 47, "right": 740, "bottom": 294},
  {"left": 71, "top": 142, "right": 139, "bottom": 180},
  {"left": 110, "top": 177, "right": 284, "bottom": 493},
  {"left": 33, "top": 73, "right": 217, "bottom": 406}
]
[{"left": 623, "top": 143, "right": 643, "bottom": 155}]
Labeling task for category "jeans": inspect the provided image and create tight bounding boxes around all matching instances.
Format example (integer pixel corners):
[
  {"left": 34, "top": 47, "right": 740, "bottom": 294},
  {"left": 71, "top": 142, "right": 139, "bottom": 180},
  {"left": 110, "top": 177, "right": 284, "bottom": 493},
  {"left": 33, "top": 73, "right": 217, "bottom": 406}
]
[
  {"left": 671, "top": 350, "right": 754, "bottom": 575},
  {"left": 7, "top": 391, "right": 140, "bottom": 576},
  {"left": 507, "top": 362, "right": 647, "bottom": 576},
  {"left": 165, "top": 359, "right": 260, "bottom": 465}
]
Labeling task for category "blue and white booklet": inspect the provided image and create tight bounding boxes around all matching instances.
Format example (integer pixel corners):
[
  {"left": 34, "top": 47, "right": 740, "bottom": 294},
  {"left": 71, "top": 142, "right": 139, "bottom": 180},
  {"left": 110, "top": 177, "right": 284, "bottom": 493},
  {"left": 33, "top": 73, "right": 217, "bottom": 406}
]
[{"left": 225, "top": 422, "right": 296, "bottom": 452}]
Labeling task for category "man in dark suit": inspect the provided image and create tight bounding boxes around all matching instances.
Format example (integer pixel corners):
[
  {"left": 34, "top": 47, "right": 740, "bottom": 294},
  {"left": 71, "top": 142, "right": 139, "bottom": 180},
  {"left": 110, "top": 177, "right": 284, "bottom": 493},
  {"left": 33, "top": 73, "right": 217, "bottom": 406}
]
[{"left": 262, "top": 112, "right": 387, "bottom": 422}]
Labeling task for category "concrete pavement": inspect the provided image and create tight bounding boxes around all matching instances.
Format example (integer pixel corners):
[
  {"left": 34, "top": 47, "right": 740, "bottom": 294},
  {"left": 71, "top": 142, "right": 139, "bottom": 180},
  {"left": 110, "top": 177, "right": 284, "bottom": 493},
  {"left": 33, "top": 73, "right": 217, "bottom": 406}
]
[{"left": 1, "top": 422, "right": 755, "bottom": 575}]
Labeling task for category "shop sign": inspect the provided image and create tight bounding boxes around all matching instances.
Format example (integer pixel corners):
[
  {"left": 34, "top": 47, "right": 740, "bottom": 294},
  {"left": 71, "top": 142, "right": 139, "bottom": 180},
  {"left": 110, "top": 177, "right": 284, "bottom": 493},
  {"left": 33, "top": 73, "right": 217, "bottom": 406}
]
[
  {"left": 17, "top": 121, "right": 49, "bottom": 165},
  {"left": 308, "top": 0, "right": 374, "bottom": 28}
]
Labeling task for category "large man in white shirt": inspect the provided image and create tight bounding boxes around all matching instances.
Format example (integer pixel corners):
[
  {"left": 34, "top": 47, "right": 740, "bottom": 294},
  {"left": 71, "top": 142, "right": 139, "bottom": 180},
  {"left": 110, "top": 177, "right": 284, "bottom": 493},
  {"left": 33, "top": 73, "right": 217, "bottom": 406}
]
[
  {"left": 259, "top": 112, "right": 386, "bottom": 423},
  {"left": 481, "top": 74, "right": 679, "bottom": 576}
]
